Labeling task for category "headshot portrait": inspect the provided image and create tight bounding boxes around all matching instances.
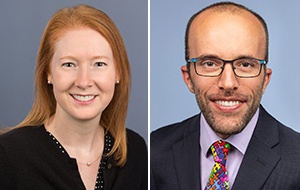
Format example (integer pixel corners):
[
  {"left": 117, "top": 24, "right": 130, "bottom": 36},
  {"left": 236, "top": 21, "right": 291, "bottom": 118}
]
[
  {"left": 0, "top": 1, "right": 147, "bottom": 189},
  {"left": 151, "top": 1, "right": 300, "bottom": 190},
  {"left": 0, "top": 1, "right": 148, "bottom": 143}
]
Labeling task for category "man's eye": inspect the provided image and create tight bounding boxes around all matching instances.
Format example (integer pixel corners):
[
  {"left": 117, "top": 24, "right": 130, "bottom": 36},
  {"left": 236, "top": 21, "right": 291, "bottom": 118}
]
[
  {"left": 241, "top": 62, "right": 252, "bottom": 67},
  {"left": 203, "top": 62, "right": 216, "bottom": 67}
]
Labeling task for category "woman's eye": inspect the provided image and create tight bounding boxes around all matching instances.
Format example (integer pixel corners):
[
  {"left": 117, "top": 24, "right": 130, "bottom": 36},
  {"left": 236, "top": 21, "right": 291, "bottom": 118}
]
[
  {"left": 62, "top": 62, "right": 74, "bottom": 67},
  {"left": 96, "top": 62, "right": 106, "bottom": 67}
]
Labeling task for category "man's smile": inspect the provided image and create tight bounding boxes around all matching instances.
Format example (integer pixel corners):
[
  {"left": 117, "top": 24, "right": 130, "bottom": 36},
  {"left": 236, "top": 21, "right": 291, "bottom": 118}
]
[{"left": 214, "top": 100, "right": 240, "bottom": 107}]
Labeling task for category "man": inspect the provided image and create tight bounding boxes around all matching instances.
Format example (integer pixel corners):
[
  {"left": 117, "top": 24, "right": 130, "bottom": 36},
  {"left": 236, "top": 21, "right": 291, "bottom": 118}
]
[{"left": 151, "top": 2, "right": 300, "bottom": 190}]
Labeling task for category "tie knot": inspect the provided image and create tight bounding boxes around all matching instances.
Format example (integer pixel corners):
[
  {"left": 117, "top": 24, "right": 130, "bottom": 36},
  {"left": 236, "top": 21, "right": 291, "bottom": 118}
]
[{"left": 211, "top": 140, "right": 230, "bottom": 165}]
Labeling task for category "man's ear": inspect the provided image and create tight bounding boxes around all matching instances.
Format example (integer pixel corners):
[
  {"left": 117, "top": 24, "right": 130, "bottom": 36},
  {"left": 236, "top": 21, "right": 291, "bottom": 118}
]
[
  {"left": 181, "top": 65, "right": 195, "bottom": 93},
  {"left": 262, "top": 68, "right": 272, "bottom": 94}
]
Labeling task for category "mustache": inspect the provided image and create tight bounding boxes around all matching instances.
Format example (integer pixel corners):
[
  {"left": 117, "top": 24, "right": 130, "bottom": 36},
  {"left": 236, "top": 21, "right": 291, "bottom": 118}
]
[{"left": 207, "top": 91, "right": 250, "bottom": 101}]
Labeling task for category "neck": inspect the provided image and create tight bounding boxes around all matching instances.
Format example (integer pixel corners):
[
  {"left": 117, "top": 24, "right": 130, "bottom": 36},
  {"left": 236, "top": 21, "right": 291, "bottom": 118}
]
[
  {"left": 45, "top": 112, "right": 104, "bottom": 153},
  {"left": 216, "top": 132, "right": 230, "bottom": 140}
]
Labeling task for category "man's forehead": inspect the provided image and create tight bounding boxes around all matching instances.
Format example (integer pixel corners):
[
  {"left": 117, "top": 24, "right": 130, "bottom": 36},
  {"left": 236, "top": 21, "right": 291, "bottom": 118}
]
[
  {"left": 191, "top": 8, "right": 258, "bottom": 28},
  {"left": 187, "top": 8, "right": 266, "bottom": 60},
  {"left": 189, "top": 8, "right": 265, "bottom": 41}
]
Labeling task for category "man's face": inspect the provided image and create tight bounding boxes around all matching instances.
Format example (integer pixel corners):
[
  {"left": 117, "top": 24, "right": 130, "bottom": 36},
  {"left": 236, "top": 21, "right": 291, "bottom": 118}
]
[{"left": 182, "top": 10, "right": 272, "bottom": 139}]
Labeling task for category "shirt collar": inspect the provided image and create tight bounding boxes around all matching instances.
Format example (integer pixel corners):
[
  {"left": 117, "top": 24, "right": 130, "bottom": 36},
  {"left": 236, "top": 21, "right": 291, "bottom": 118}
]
[{"left": 200, "top": 108, "right": 259, "bottom": 157}]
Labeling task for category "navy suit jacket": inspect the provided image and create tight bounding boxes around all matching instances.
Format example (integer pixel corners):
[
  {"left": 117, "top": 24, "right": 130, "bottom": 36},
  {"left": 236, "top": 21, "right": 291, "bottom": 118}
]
[{"left": 150, "top": 105, "right": 300, "bottom": 190}]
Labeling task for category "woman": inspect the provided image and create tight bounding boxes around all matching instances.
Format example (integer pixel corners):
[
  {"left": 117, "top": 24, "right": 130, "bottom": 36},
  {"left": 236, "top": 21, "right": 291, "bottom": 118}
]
[{"left": 0, "top": 5, "right": 147, "bottom": 190}]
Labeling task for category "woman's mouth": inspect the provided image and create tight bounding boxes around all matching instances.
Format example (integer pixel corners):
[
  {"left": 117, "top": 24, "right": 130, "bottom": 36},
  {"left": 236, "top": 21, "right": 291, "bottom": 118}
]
[{"left": 71, "top": 94, "right": 96, "bottom": 102}]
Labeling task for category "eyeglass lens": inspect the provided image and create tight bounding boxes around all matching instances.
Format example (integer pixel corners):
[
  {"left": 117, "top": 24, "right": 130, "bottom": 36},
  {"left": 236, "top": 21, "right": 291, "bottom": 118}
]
[{"left": 194, "top": 58, "right": 262, "bottom": 77}]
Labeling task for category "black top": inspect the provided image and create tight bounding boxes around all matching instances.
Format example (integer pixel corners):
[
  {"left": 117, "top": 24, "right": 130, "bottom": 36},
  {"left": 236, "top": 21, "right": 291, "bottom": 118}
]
[
  {"left": 45, "top": 129, "right": 113, "bottom": 189},
  {"left": 0, "top": 125, "right": 147, "bottom": 190}
]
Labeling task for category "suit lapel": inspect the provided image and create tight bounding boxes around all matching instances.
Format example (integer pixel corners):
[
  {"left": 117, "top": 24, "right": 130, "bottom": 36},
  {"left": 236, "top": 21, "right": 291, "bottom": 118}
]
[
  {"left": 232, "top": 106, "right": 281, "bottom": 190},
  {"left": 172, "top": 115, "right": 201, "bottom": 190}
]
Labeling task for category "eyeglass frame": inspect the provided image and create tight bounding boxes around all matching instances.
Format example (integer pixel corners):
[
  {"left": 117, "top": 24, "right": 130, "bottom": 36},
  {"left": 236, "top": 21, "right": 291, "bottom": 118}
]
[{"left": 187, "top": 56, "right": 267, "bottom": 78}]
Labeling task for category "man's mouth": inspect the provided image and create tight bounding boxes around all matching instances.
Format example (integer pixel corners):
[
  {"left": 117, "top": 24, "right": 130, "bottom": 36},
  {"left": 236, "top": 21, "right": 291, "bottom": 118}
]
[
  {"left": 214, "top": 100, "right": 241, "bottom": 107},
  {"left": 71, "top": 94, "right": 96, "bottom": 102}
]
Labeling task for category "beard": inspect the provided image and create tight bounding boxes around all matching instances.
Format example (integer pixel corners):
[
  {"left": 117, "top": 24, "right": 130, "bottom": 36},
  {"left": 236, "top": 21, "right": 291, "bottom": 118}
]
[{"left": 192, "top": 80, "right": 264, "bottom": 138}]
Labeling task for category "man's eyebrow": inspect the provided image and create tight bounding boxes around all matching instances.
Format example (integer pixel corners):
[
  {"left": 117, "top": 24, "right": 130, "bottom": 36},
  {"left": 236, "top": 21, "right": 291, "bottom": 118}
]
[
  {"left": 235, "top": 55, "right": 258, "bottom": 59},
  {"left": 196, "top": 54, "right": 258, "bottom": 60},
  {"left": 197, "top": 54, "right": 220, "bottom": 59}
]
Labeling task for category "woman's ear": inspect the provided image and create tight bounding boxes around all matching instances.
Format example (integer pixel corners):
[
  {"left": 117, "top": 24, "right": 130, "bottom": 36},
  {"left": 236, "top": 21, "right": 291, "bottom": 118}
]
[
  {"left": 115, "top": 68, "right": 121, "bottom": 84},
  {"left": 47, "top": 74, "right": 52, "bottom": 84},
  {"left": 115, "top": 76, "right": 120, "bottom": 84}
]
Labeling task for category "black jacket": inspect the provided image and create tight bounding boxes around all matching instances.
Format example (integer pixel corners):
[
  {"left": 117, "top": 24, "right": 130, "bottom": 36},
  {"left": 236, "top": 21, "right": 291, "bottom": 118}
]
[
  {"left": 0, "top": 125, "right": 147, "bottom": 190},
  {"left": 151, "top": 105, "right": 300, "bottom": 190}
]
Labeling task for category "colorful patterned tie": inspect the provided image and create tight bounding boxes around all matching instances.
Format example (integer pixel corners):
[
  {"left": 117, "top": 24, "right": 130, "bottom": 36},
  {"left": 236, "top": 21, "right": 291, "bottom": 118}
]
[{"left": 204, "top": 140, "right": 230, "bottom": 190}]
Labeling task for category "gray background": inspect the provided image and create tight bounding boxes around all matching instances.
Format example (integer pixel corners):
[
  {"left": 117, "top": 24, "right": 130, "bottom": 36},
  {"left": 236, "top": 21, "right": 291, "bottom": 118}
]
[
  {"left": 0, "top": 0, "right": 148, "bottom": 144},
  {"left": 151, "top": 0, "right": 300, "bottom": 133}
]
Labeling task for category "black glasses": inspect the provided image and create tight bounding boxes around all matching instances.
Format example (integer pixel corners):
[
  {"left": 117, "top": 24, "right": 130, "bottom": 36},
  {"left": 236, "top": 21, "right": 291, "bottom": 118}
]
[{"left": 187, "top": 57, "right": 267, "bottom": 78}]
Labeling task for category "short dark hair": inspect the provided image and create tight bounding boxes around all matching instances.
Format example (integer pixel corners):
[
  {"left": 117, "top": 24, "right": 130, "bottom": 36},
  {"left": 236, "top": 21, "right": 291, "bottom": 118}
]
[{"left": 185, "top": 2, "right": 269, "bottom": 72}]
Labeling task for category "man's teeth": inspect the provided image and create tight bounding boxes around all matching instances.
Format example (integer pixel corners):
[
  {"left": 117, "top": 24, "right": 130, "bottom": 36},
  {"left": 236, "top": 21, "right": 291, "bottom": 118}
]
[
  {"left": 215, "top": 100, "right": 240, "bottom": 107},
  {"left": 72, "top": 95, "right": 95, "bottom": 102}
]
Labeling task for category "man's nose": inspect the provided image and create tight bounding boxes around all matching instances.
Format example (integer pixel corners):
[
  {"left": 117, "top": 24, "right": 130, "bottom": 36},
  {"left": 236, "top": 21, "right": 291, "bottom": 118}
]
[{"left": 217, "top": 63, "right": 239, "bottom": 92}]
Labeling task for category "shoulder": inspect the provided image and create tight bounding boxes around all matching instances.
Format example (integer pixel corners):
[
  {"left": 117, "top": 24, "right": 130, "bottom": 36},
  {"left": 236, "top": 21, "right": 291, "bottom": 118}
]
[
  {"left": 0, "top": 125, "right": 48, "bottom": 161},
  {"left": 277, "top": 121, "right": 300, "bottom": 148},
  {"left": 151, "top": 114, "right": 200, "bottom": 148},
  {"left": 259, "top": 106, "right": 300, "bottom": 146},
  {"left": 0, "top": 125, "right": 47, "bottom": 188},
  {"left": 116, "top": 129, "right": 147, "bottom": 189},
  {"left": 125, "top": 128, "right": 147, "bottom": 157},
  {"left": 258, "top": 106, "right": 300, "bottom": 157},
  {"left": 150, "top": 115, "right": 200, "bottom": 189},
  {"left": 258, "top": 109, "right": 300, "bottom": 187},
  {"left": 270, "top": 117, "right": 300, "bottom": 154},
  {"left": 0, "top": 125, "right": 40, "bottom": 136},
  {"left": 0, "top": 125, "right": 43, "bottom": 146},
  {"left": 150, "top": 114, "right": 200, "bottom": 169},
  {"left": 126, "top": 128, "right": 146, "bottom": 145},
  {"left": 125, "top": 128, "right": 147, "bottom": 164}
]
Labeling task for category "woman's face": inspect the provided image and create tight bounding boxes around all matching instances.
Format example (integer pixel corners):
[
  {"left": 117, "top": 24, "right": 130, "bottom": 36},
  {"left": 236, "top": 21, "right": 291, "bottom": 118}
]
[{"left": 48, "top": 28, "right": 118, "bottom": 122}]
